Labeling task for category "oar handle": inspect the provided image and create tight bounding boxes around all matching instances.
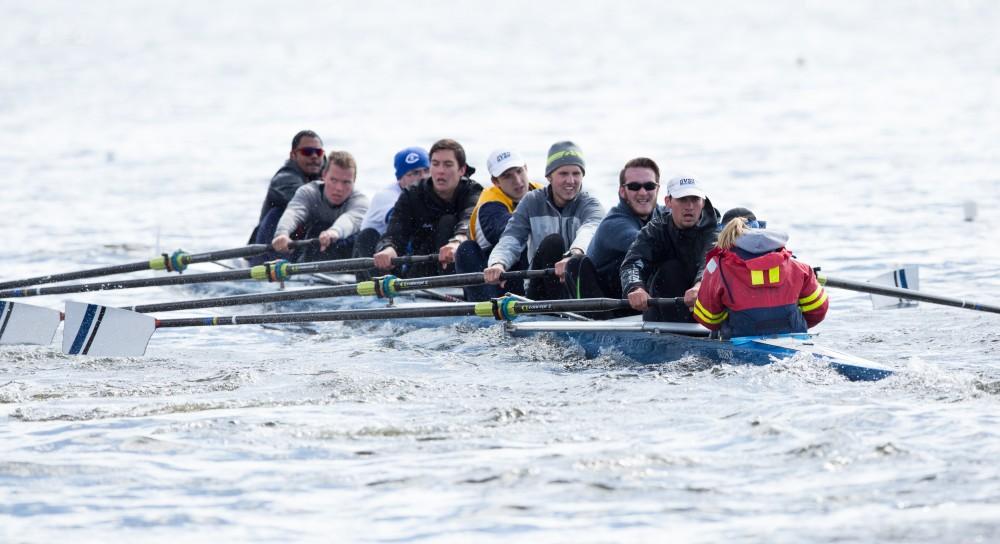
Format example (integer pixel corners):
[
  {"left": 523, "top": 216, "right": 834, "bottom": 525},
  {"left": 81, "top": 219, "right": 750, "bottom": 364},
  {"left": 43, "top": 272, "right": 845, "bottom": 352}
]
[
  {"left": 649, "top": 297, "right": 687, "bottom": 308},
  {"left": 285, "top": 238, "right": 320, "bottom": 251},
  {"left": 365, "top": 268, "right": 555, "bottom": 296},
  {"left": 183, "top": 238, "right": 319, "bottom": 264},
  {"left": 183, "top": 244, "right": 270, "bottom": 264},
  {"left": 392, "top": 254, "right": 439, "bottom": 265},
  {"left": 290, "top": 254, "right": 439, "bottom": 275},
  {"left": 500, "top": 269, "right": 554, "bottom": 281}
]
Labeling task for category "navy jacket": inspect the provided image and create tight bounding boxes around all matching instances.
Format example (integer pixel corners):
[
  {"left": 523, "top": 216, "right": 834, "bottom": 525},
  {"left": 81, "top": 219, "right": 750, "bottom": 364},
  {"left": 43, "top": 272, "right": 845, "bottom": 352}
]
[{"left": 588, "top": 199, "right": 664, "bottom": 280}]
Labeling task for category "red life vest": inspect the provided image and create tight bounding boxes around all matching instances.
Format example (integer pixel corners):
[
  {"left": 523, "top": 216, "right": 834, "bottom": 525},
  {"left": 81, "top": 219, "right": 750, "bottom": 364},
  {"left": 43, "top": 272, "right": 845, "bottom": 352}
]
[{"left": 693, "top": 246, "right": 828, "bottom": 338}]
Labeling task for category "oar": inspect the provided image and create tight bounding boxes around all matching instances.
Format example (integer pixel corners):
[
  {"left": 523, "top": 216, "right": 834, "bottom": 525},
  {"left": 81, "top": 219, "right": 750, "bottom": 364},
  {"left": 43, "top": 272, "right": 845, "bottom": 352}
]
[
  {"left": 124, "top": 269, "right": 552, "bottom": 313},
  {"left": 0, "top": 301, "right": 62, "bottom": 346},
  {"left": 62, "top": 297, "right": 684, "bottom": 357},
  {"left": 0, "top": 254, "right": 438, "bottom": 299},
  {"left": 0, "top": 240, "right": 319, "bottom": 290},
  {"left": 309, "top": 272, "right": 464, "bottom": 303},
  {"left": 818, "top": 272, "right": 1000, "bottom": 315}
]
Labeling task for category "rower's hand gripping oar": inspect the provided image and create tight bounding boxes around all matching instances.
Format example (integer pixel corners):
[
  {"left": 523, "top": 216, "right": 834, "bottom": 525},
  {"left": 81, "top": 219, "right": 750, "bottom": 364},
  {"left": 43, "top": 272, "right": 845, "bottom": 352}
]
[
  {"left": 0, "top": 239, "right": 318, "bottom": 291},
  {"left": 0, "top": 254, "right": 439, "bottom": 299},
  {"left": 62, "top": 296, "right": 684, "bottom": 357},
  {"left": 817, "top": 270, "right": 1000, "bottom": 315}
]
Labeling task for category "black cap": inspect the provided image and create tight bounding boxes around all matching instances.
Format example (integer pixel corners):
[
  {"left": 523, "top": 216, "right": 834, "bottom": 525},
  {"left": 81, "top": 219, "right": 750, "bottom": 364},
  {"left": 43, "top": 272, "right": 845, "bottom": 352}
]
[{"left": 722, "top": 207, "right": 756, "bottom": 225}]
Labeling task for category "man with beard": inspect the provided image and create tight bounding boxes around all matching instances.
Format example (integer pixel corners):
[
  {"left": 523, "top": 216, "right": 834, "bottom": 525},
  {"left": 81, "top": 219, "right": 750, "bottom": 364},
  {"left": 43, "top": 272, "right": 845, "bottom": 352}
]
[
  {"left": 372, "top": 139, "right": 483, "bottom": 278},
  {"left": 482, "top": 141, "right": 605, "bottom": 300},
  {"left": 248, "top": 130, "right": 325, "bottom": 264},
  {"left": 270, "top": 150, "right": 369, "bottom": 261},
  {"left": 621, "top": 175, "right": 721, "bottom": 322}
]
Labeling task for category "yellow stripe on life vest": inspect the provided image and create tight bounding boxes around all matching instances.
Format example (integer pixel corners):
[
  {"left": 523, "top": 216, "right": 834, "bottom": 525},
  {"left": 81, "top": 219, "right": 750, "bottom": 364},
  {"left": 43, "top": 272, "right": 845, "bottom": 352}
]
[
  {"left": 750, "top": 270, "right": 764, "bottom": 285},
  {"left": 769, "top": 266, "right": 780, "bottom": 283},
  {"left": 799, "top": 289, "right": 828, "bottom": 312},
  {"left": 799, "top": 286, "right": 823, "bottom": 305},
  {"left": 694, "top": 300, "right": 728, "bottom": 324}
]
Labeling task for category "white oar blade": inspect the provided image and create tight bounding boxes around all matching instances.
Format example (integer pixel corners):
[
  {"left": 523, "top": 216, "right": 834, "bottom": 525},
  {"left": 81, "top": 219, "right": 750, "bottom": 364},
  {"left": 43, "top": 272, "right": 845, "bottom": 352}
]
[
  {"left": 63, "top": 302, "right": 156, "bottom": 356},
  {"left": 870, "top": 265, "right": 920, "bottom": 309},
  {"left": 0, "top": 301, "right": 62, "bottom": 346}
]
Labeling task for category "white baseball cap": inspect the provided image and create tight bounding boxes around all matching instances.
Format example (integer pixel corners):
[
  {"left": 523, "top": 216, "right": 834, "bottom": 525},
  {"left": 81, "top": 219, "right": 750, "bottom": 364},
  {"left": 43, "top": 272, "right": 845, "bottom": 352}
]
[
  {"left": 666, "top": 176, "right": 707, "bottom": 199},
  {"left": 487, "top": 148, "right": 526, "bottom": 178}
]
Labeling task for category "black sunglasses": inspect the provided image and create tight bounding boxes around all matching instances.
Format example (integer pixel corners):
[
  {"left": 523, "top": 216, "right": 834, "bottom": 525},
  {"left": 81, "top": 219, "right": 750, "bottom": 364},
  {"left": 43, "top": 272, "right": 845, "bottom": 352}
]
[
  {"left": 624, "top": 182, "right": 658, "bottom": 192},
  {"left": 296, "top": 147, "right": 325, "bottom": 157}
]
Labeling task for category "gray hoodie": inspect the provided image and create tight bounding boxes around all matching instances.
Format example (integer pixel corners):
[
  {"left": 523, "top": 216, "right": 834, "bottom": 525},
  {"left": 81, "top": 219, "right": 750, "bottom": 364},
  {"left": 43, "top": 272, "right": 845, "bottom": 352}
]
[
  {"left": 275, "top": 181, "right": 369, "bottom": 239},
  {"left": 488, "top": 186, "right": 605, "bottom": 269}
]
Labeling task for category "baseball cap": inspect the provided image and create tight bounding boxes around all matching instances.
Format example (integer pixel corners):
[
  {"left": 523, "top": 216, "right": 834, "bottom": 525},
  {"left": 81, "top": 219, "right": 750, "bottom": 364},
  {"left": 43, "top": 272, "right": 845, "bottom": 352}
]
[
  {"left": 666, "top": 176, "right": 707, "bottom": 199},
  {"left": 486, "top": 148, "right": 526, "bottom": 178}
]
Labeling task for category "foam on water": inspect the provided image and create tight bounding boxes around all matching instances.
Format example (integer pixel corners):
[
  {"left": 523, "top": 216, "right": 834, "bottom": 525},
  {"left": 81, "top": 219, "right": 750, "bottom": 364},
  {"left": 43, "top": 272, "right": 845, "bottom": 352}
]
[{"left": 3, "top": 1, "right": 1000, "bottom": 542}]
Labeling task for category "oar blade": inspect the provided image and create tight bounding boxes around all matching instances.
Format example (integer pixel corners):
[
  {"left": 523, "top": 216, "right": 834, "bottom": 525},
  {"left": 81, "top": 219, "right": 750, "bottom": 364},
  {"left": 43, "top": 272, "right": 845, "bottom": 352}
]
[
  {"left": 869, "top": 266, "right": 920, "bottom": 309},
  {"left": 0, "top": 301, "right": 62, "bottom": 346},
  {"left": 63, "top": 302, "right": 156, "bottom": 357}
]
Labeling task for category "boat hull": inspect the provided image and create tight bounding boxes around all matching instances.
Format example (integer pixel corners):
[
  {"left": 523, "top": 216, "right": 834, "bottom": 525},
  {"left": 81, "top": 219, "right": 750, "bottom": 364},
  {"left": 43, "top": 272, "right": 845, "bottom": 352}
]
[{"left": 505, "top": 320, "right": 893, "bottom": 382}]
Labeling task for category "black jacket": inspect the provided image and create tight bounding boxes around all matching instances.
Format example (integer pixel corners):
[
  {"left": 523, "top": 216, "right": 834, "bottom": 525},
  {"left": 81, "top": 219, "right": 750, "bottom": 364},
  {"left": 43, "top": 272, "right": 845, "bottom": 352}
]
[
  {"left": 257, "top": 160, "right": 321, "bottom": 221},
  {"left": 620, "top": 198, "right": 721, "bottom": 295},
  {"left": 375, "top": 176, "right": 483, "bottom": 254}
]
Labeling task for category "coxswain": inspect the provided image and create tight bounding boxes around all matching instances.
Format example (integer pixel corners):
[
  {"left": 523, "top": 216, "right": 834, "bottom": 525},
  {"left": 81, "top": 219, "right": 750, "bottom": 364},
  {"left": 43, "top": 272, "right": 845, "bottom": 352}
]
[{"left": 692, "top": 215, "right": 829, "bottom": 337}]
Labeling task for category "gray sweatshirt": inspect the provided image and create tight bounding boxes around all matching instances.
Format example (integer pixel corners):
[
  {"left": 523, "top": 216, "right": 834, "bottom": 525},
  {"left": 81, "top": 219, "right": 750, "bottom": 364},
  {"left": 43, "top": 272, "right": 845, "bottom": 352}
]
[
  {"left": 275, "top": 181, "right": 370, "bottom": 239},
  {"left": 488, "top": 186, "right": 605, "bottom": 269}
]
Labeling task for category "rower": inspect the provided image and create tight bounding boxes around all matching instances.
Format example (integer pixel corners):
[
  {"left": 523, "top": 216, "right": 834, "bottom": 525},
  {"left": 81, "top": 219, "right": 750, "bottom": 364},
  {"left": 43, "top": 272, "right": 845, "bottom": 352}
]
[
  {"left": 482, "top": 141, "right": 605, "bottom": 300},
  {"left": 270, "top": 151, "right": 370, "bottom": 262},
  {"left": 692, "top": 214, "right": 829, "bottom": 337},
  {"left": 248, "top": 129, "right": 325, "bottom": 264},
  {"left": 455, "top": 148, "right": 542, "bottom": 301},
  {"left": 352, "top": 146, "right": 431, "bottom": 261},
  {"left": 564, "top": 157, "right": 665, "bottom": 306},
  {"left": 372, "top": 139, "right": 483, "bottom": 278},
  {"left": 621, "top": 175, "right": 721, "bottom": 322}
]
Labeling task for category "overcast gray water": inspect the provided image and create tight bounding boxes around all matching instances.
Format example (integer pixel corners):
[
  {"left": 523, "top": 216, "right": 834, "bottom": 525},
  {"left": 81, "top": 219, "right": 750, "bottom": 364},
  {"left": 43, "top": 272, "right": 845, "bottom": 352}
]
[{"left": 2, "top": 1, "right": 999, "bottom": 542}]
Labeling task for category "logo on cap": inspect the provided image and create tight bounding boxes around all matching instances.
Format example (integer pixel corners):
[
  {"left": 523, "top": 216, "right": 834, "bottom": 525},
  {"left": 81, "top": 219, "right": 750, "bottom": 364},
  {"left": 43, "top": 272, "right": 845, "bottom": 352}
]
[
  {"left": 495, "top": 152, "right": 511, "bottom": 162},
  {"left": 679, "top": 178, "right": 695, "bottom": 186},
  {"left": 405, "top": 152, "right": 420, "bottom": 164}
]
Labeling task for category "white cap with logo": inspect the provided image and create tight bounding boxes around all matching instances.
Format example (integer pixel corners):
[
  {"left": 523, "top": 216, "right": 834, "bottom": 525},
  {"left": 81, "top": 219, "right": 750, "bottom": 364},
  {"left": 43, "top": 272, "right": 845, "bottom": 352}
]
[
  {"left": 666, "top": 176, "right": 707, "bottom": 199},
  {"left": 487, "top": 148, "right": 526, "bottom": 178}
]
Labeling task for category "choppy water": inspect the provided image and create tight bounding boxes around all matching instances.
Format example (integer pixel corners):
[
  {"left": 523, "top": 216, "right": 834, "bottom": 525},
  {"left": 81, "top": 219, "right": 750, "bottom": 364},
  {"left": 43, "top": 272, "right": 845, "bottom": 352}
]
[{"left": 2, "top": 1, "right": 1000, "bottom": 542}]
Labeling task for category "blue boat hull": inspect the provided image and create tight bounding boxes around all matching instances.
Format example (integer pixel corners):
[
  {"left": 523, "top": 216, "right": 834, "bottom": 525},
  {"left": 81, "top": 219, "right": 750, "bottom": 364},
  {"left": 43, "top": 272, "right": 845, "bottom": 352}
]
[{"left": 505, "top": 321, "right": 893, "bottom": 382}]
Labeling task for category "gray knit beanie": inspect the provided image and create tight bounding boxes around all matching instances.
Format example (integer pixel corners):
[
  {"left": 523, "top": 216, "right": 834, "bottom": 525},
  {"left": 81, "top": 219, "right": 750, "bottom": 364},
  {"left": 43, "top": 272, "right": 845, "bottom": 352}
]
[{"left": 545, "top": 141, "right": 586, "bottom": 177}]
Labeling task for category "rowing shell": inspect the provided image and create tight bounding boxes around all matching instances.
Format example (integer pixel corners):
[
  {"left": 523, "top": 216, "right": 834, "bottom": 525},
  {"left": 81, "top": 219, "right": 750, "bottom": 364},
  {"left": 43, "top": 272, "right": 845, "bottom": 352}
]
[
  {"left": 505, "top": 318, "right": 893, "bottom": 382},
  {"left": 57, "top": 298, "right": 894, "bottom": 382}
]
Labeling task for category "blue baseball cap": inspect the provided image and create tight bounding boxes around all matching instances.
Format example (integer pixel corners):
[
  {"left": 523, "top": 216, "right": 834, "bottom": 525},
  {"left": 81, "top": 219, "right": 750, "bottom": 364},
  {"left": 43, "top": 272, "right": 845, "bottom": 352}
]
[{"left": 393, "top": 147, "right": 430, "bottom": 180}]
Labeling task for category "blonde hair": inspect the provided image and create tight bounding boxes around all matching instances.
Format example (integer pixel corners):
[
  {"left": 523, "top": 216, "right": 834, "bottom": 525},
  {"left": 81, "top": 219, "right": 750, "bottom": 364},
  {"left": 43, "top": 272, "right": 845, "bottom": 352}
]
[{"left": 717, "top": 217, "right": 750, "bottom": 250}]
